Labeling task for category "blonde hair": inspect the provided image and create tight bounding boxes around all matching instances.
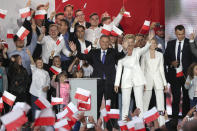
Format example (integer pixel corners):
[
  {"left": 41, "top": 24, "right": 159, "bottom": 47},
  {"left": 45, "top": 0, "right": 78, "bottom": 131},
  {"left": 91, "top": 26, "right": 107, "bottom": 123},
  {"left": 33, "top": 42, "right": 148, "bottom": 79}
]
[{"left": 123, "top": 34, "right": 135, "bottom": 42}]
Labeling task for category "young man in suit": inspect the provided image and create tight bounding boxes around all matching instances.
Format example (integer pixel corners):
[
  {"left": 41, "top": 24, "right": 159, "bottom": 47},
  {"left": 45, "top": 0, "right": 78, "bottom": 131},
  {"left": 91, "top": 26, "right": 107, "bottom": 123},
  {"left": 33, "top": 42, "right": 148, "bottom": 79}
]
[
  {"left": 164, "top": 25, "right": 193, "bottom": 119},
  {"left": 70, "top": 35, "right": 126, "bottom": 130}
]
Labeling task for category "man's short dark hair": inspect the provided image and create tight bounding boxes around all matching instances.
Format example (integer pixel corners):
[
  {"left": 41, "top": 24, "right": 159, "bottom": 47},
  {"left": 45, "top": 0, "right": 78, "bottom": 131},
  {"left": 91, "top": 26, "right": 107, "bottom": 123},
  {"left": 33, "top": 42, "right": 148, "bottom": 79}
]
[
  {"left": 60, "top": 19, "right": 69, "bottom": 27},
  {"left": 75, "top": 9, "right": 83, "bottom": 16},
  {"left": 89, "top": 13, "right": 98, "bottom": 19},
  {"left": 13, "top": 35, "right": 19, "bottom": 42},
  {"left": 100, "top": 35, "right": 110, "bottom": 40},
  {"left": 101, "top": 17, "right": 111, "bottom": 24},
  {"left": 175, "top": 25, "right": 185, "bottom": 31},
  {"left": 64, "top": 4, "right": 74, "bottom": 11},
  {"left": 75, "top": 25, "right": 85, "bottom": 31},
  {"left": 55, "top": 12, "right": 64, "bottom": 18},
  {"left": 34, "top": 57, "right": 42, "bottom": 62}
]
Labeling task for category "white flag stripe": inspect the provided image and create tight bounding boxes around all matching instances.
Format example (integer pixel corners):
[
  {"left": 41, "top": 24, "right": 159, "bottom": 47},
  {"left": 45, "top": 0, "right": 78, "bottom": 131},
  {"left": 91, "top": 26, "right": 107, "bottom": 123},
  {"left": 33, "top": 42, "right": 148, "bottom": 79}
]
[
  {"left": 126, "top": 120, "right": 135, "bottom": 129},
  {"left": 35, "top": 110, "right": 41, "bottom": 119},
  {"left": 12, "top": 102, "right": 31, "bottom": 114},
  {"left": 76, "top": 88, "right": 91, "bottom": 97},
  {"left": 143, "top": 107, "right": 158, "bottom": 118},
  {"left": 112, "top": 25, "right": 123, "bottom": 35},
  {"left": 7, "top": 29, "right": 13, "bottom": 34},
  {"left": 1, "top": 109, "right": 24, "bottom": 124},
  {"left": 106, "top": 100, "right": 111, "bottom": 105},
  {"left": 102, "top": 24, "right": 112, "bottom": 31},
  {"left": 51, "top": 66, "right": 62, "bottom": 73},
  {"left": 0, "top": 9, "right": 7, "bottom": 15},
  {"left": 35, "top": 10, "right": 47, "bottom": 15},
  {"left": 107, "top": 109, "right": 119, "bottom": 114},
  {"left": 67, "top": 102, "right": 78, "bottom": 113},
  {"left": 118, "top": 120, "right": 127, "bottom": 126},
  {"left": 3, "top": 91, "right": 16, "bottom": 101},
  {"left": 16, "top": 26, "right": 26, "bottom": 37},
  {"left": 100, "top": 108, "right": 108, "bottom": 116},
  {"left": 54, "top": 118, "right": 68, "bottom": 129},
  {"left": 133, "top": 118, "right": 145, "bottom": 130},
  {"left": 36, "top": 108, "right": 55, "bottom": 118},
  {"left": 144, "top": 20, "right": 150, "bottom": 26},
  {"left": 19, "top": 7, "right": 30, "bottom": 15},
  {"left": 39, "top": 97, "right": 51, "bottom": 108},
  {"left": 52, "top": 97, "right": 63, "bottom": 103},
  {"left": 56, "top": 109, "right": 68, "bottom": 119}
]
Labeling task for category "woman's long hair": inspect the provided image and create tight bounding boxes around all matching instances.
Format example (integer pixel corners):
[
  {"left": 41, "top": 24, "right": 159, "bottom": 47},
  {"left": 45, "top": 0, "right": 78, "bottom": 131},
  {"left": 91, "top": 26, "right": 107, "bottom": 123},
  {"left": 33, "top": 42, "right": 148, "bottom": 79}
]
[{"left": 187, "top": 63, "right": 197, "bottom": 79}]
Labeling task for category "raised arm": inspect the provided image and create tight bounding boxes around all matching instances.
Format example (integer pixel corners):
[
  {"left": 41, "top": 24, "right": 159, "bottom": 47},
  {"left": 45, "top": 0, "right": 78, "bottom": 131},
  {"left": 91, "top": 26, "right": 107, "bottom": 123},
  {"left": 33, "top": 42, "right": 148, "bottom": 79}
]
[
  {"left": 111, "top": 7, "right": 125, "bottom": 26},
  {"left": 26, "top": 49, "right": 35, "bottom": 65},
  {"left": 189, "top": 33, "right": 197, "bottom": 58}
]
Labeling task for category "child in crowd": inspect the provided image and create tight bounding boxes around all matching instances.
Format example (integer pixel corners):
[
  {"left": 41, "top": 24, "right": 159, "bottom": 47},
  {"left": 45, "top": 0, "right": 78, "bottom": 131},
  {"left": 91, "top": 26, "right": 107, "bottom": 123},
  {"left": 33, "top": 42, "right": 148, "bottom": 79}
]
[
  {"left": 26, "top": 49, "right": 50, "bottom": 120},
  {"left": 185, "top": 63, "right": 197, "bottom": 108},
  {"left": 81, "top": 60, "right": 93, "bottom": 78},
  {"left": 72, "top": 68, "right": 84, "bottom": 78},
  {"left": 51, "top": 71, "right": 70, "bottom": 109}
]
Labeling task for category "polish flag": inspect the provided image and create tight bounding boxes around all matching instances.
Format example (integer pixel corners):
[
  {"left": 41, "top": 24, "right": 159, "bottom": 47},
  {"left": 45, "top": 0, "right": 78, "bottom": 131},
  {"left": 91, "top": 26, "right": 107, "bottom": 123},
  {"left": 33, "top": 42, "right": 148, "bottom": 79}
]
[
  {"left": 34, "top": 97, "right": 51, "bottom": 110},
  {"left": 141, "top": 20, "right": 151, "bottom": 31},
  {"left": 84, "top": 45, "right": 91, "bottom": 54},
  {"left": 176, "top": 67, "right": 184, "bottom": 77},
  {"left": 74, "top": 88, "right": 91, "bottom": 102},
  {"left": 101, "top": 24, "right": 112, "bottom": 35},
  {"left": 143, "top": 107, "right": 160, "bottom": 124},
  {"left": 67, "top": 114, "right": 78, "bottom": 127},
  {"left": 34, "top": 10, "right": 46, "bottom": 20},
  {"left": 65, "top": 102, "right": 78, "bottom": 117},
  {"left": 1, "top": 41, "right": 8, "bottom": 49},
  {"left": 126, "top": 120, "right": 135, "bottom": 131},
  {"left": 56, "top": 34, "right": 64, "bottom": 45},
  {"left": 0, "top": 109, "right": 28, "bottom": 131},
  {"left": 2, "top": 91, "right": 16, "bottom": 106},
  {"left": 111, "top": 25, "right": 123, "bottom": 36},
  {"left": 12, "top": 102, "right": 31, "bottom": 114},
  {"left": 118, "top": 120, "right": 128, "bottom": 131},
  {"left": 107, "top": 109, "right": 120, "bottom": 119},
  {"left": 56, "top": 108, "right": 69, "bottom": 120},
  {"left": 0, "top": 97, "right": 4, "bottom": 112},
  {"left": 7, "top": 29, "right": 14, "bottom": 39},
  {"left": 0, "top": 9, "right": 7, "bottom": 19},
  {"left": 77, "top": 96, "right": 91, "bottom": 111},
  {"left": 133, "top": 118, "right": 146, "bottom": 131},
  {"left": 54, "top": 118, "right": 70, "bottom": 130},
  {"left": 50, "top": 66, "right": 62, "bottom": 75},
  {"left": 19, "top": 7, "right": 31, "bottom": 18},
  {"left": 51, "top": 97, "right": 63, "bottom": 105},
  {"left": 106, "top": 100, "right": 111, "bottom": 111},
  {"left": 123, "top": 11, "right": 131, "bottom": 17},
  {"left": 100, "top": 108, "right": 109, "bottom": 122},
  {"left": 16, "top": 26, "right": 30, "bottom": 40},
  {"left": 34, "top": 108, "right": 56, "bottom": 126}
]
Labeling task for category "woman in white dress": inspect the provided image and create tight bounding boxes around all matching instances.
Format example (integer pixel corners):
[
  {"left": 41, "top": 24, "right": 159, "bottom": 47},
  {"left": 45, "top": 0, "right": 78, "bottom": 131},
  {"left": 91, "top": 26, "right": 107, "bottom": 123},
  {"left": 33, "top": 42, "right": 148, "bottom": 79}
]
[
  {"left": 114, "top": 33, "right": 154, "bottom": 120},
  {"left": 141, "top": 38, "right": 167, "bottom": 126}
]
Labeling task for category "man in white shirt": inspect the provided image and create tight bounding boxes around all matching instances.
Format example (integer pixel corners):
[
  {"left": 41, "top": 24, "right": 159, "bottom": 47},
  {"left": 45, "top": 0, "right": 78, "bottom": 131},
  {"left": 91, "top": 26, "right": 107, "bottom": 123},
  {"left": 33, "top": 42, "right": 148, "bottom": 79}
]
[{"left": 38, "top": 24, "right": 71, "bottom": 64}]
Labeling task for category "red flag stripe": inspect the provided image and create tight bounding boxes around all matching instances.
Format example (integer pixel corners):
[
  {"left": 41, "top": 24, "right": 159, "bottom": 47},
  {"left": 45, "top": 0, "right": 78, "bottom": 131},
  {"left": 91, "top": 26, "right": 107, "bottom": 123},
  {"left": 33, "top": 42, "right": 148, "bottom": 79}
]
[
  {"left": 2, "top": 96, "right": 14, "bottom": 106},
  {"left": 34, "top": 117, "right": 55, "bottom": 126},
  {"left": 144, "top": 112, "right": 160, "bottom": 124},
  {"left": 7, "top": 34, "right": 14, "bottom": 39},
  {"left": 107, "top": 114, "right": 120, "bottom": 119},
  {"left": 34, "top": 99, "right": 47, "bottom": 109},
  {"left": 50, "top": 67, "right": 60, "bottom": 75},
  {"left": 21, "top": 12, "right": 31, "bottom": 18},
  {"left": 75, "top": 94, "right": 89, "bottom": 102}
]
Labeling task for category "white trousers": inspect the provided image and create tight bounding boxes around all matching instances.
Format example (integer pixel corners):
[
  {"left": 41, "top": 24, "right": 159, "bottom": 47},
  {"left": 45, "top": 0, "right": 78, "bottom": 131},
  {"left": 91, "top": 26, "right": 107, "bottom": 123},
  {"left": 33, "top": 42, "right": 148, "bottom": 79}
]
[
  {"left": 143, "top": 89, "right": 165, "bottom": 126},
  {"left": 121, "top": 86, "right": 144, "bottom": 120}
]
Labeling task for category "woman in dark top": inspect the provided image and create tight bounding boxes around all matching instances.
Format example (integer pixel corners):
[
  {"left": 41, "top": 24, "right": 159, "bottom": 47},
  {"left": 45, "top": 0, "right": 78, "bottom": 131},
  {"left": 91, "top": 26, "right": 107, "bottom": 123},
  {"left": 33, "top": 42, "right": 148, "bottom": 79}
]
[{"left": 7, "top": 54, "right": 29, "bottom": 102}]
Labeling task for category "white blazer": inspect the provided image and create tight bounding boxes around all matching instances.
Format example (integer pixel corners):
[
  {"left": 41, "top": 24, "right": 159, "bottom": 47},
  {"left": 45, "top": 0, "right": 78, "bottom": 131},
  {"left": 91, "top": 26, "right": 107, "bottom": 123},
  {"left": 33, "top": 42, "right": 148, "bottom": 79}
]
[
  {"left": 114, "top": 42, "right": 151, "bottom": 88},
  {"left": 141, "top": 51, "right": 167, "bottom": 90}
]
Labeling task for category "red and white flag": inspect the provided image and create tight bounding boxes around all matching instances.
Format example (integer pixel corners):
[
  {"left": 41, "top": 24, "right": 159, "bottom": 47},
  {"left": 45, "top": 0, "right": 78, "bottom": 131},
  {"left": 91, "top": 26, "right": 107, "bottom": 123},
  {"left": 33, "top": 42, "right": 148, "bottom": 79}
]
[
  {"left": 34, "top": 108, "right": 55, "bottom": 126},
  {"left": 141, "top": 20, "right": 151, "bottom": 31},
  {"left": 100, "top": 108, "right": 109, "bottom": 122},
  {"left": 133, "top": 118, "right": 146, "bottom": 131},
  {"left": 7, "top": 29, "right": 14, "bottom": 39},
  {"left": 107, "top": 109, "right": 120, "bottom": 119},
  {"left": 67, "top": 114, "right": 78, "bottom": 127},
  {"left": 126, "top": 121, "right": 135, "bottom": 131},
  {"left": 176, "top": 67, "right": 184, "bottom": 77},
  {"left": 62, "top": 0, "right": 68, "bottom": 3},
  {"left": 101, "top": 24, "right": 112, "bottom": 35},
  {"left": 106, "top": 99, "right": 111, "bottom": 112},
  {"left": 34, "top": 10, "right": 46, "bottom": 20},
  {"left": 16, "top": 26, "right": 30, "bottom": 40},
  {"left": 143, "top": 107, "right": 159, "bottom": 124},
  {"left": 0, "top": 97, "right": 4, "bottom": 112},
  {"left": 2, "top": 91, "right": 16, "bottom": 106},
  {"left": 56, "top": 34, "right": 64, "bottom": 45},
  {"left": 51, "top": 97, "right": 63, "bottom": 106},
  {"left": 111, "top": 25, "right": 123, "bottom": 36},
  {"left": 56, "top": 108, "right": 69, "bottom": 120},
  {"left": 1, "top": 109, "right": 28, "bottom": 131},
  {"left": 123, "top": 11, "right": 131, "bottom": 17},
  {"left": 74, "top": 88, "right": 91, "bottom": 102},
  {"left": 77, "top": 96, "right": 91, "bottom": 111},
  {"left": 12, "top": 102, "right": 31, "bottom": 114},
  {"left": 19, "top": 7, "right": 31, "bottom": 18},
  {"left": 118, "top": 120, "right": 128, "bottom": 131},
  {"left": 35, "top": 97, "right": 51, "bottom": 110},
  {"left": 65, "top": 102, "right": 78, "bottom": 118},
  {"left": 84, "top": 45, "right": 91, "bottom": 54},
  {"left": 54, "top": 118, "right": 70, "bottom": 131},
  {"left": 0, "top": 9, "right": 7, "bottom": 19},
  {"left": 50, "top": 66, "right": 62, "bottom": 75}
]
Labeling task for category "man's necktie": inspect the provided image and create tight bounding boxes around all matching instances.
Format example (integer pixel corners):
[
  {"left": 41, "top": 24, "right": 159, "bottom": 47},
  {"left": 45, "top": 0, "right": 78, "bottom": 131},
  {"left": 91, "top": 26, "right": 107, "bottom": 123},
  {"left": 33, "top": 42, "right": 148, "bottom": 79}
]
[
  {"left": 177, "top": 41, "right": 181, "bottom": 67},
  {"left": 102, "top": 51, "right": 106, "bottom": 79}
]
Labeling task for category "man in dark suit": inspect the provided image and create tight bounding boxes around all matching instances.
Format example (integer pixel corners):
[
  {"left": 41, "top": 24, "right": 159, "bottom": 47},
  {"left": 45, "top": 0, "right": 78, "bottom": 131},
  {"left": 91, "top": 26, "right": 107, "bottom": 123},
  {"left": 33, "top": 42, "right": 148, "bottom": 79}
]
[
  {"left": 164, "top": 25, "right": 193, "bottom": 119},
  {"left": 73, "top": 25, "right": 92, "bottom": 53},
  {"left": 70, "top": 35, "right": 126, "bottom": 130}
]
